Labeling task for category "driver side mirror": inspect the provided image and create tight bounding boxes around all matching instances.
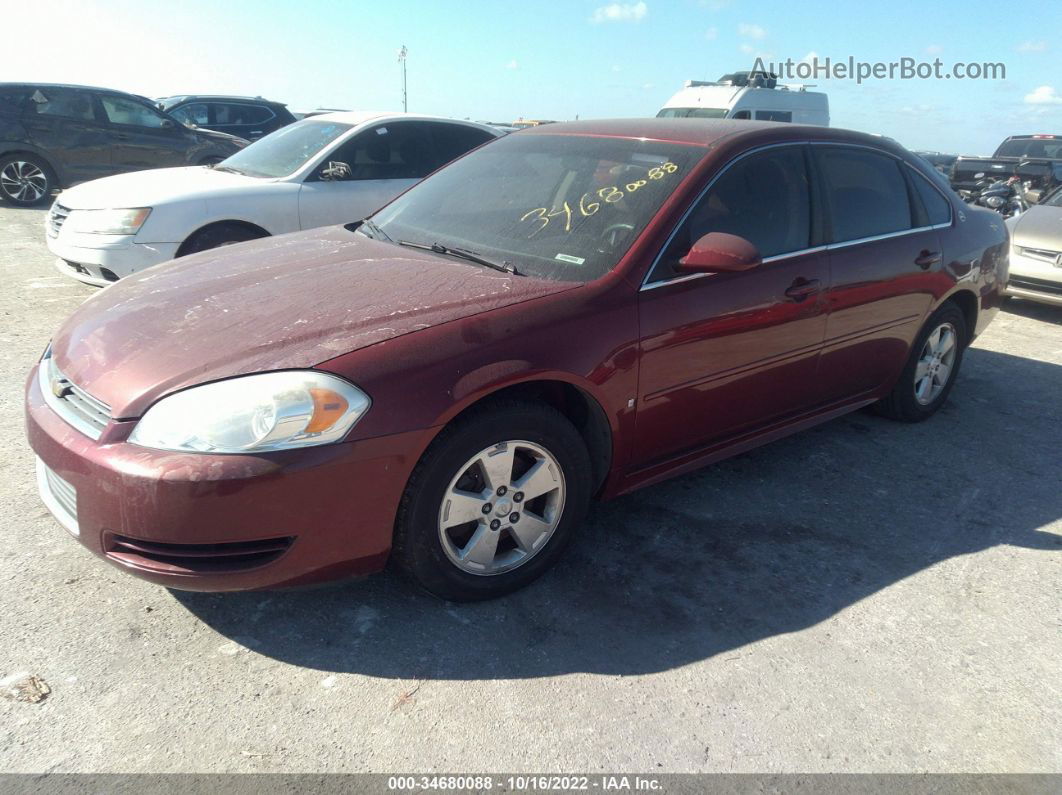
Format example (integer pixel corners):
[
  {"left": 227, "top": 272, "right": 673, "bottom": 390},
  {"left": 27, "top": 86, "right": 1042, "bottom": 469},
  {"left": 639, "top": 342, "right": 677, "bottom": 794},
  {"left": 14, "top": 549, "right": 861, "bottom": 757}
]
[
  {"left": 678, "top": 232, "right": 762, "bottom": 273},
  {"left": 160, "top": 118, "right": 175, "bottom": 130},
  {"left": 319, "top": 161, "right": 353, "bottom": 181}
]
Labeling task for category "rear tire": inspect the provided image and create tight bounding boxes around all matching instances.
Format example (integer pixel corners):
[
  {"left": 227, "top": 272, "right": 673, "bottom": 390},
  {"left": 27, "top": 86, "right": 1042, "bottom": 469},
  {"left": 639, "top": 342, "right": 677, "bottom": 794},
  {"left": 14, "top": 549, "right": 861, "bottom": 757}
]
[
  {"left": 392, "top": 401, "right": 592, "bottom": 601},
  {"left": 178, "top": 223, "right": 266, "bottom": 256},
  {"left": 0, "top": 154, "right": 55, "bottom": 207},
  {"left": 876, "top": 303, "right": 967, "bottom": 422}
]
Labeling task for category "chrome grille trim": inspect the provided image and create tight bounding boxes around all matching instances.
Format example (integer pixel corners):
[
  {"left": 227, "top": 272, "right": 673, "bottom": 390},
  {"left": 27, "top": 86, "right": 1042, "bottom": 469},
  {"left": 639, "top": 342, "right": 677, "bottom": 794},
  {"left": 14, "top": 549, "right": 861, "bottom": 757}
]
[
  {"left": 38, "top": 355, "right": 112, "bottom": 440},
  {"left": 35, "top": 458, "right": 79, "bottom": 536},
  {"left": 47, "top": 203, "right": 70, "bottom": 238},
  {"left": 1020, "top": 246, "right": 1062, "bottom": 265}
]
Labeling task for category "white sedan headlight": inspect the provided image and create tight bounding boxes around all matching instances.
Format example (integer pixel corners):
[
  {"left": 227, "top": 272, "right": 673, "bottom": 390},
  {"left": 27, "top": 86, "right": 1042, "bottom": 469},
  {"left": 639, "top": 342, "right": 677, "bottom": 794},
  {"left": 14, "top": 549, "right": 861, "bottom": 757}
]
[
  {"left": 65, "top": 207, "right": 152, "bottom": 235},
  {"left": 129, "top": 371, "right": 370, "bottom": 453}
]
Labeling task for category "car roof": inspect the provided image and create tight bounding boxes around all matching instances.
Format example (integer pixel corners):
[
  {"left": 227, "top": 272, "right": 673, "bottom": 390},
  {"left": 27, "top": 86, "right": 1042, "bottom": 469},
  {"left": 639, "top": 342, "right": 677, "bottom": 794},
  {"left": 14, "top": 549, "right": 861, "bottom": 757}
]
[
  {"left": 308, "top": 111, "right": 499, "bottom": 130},
  {"left": 0, "top": 82, "right": 143, "bottom": 97},
  {"left": 517, "top": 117, "right": 899, "bottom": 151},
  {"left": 160, "top": 95, "right": 288, "bottom": 106}
]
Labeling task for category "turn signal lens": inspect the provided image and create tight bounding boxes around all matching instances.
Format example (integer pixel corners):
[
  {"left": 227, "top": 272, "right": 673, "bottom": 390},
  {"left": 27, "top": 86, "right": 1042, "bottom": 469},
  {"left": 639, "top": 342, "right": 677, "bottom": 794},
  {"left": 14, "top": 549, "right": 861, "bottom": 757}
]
[{"left": 306, "top": 388, "right": 350, "bottom": 433}]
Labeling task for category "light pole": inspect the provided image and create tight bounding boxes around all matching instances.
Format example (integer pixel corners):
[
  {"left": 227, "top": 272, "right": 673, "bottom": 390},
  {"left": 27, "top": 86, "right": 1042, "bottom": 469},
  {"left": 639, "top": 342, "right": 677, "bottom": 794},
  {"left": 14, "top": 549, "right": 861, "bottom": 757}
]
[{"left": 398, "top": 45, "right": 408, "bottom": 112}]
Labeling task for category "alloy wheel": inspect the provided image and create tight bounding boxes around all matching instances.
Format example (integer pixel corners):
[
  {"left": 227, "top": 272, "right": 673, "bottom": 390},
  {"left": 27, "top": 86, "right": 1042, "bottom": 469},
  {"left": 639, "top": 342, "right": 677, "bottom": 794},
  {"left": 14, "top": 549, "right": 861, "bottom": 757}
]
[
  {"left": 0, "top": 161, "right": 47, "bottom": 203},
  {"left": 437, "top": 440, "right": 566, "bottom": 576},
  {"left": 914, "top": 322, "right": 958, "bottom": 405}
]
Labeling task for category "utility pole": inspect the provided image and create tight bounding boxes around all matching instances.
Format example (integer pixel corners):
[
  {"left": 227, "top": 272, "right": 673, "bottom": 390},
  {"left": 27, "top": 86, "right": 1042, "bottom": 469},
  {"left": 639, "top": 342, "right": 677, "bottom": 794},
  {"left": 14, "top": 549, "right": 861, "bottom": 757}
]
[{"left": 398, "top": 45, "right": 408, "bottom": 112}]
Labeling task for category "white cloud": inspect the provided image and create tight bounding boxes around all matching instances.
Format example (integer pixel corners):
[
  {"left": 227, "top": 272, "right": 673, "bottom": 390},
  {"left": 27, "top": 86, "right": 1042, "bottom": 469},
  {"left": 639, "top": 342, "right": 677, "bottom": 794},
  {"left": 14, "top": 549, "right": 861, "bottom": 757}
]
[
  {"left": 738, "top": 23, "right": 767, "bottom": 39},
  {"left": 505, "top": 59, "right": 518, "bottom": 70},
  {"left": 739, "top": 43, "right": 754, "bottom": 54},
  {"left": 1017, "top": 40, "right": 1048, "bottom": 53},
  {"left": 925, "top": 44, "right": 943, "bottom": 55},
  {"left": 1025, "top": 85, "right": 1062, "bottom": 104},
  {"left": 801, "top": 51, "right": 819, "bottom": 64},
  {"left": 590, "top": 2, "right": 648, "bottom": 23},
  {"left": 705, "top": 26, "right": 718, "bottom": 40}
]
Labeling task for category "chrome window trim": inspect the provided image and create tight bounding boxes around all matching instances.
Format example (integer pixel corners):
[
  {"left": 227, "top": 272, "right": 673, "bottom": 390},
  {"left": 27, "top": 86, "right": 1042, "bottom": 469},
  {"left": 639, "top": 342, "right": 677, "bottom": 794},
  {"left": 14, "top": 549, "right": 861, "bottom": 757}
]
[
  {"left": 825, "top": 222, "right": 949, "bottom": 252},
  {"left": 638, "top": 142, "right": 810, "bottom": 291},
  {"left": 642, "top": 245, "right": 829, "bottom": 291}
]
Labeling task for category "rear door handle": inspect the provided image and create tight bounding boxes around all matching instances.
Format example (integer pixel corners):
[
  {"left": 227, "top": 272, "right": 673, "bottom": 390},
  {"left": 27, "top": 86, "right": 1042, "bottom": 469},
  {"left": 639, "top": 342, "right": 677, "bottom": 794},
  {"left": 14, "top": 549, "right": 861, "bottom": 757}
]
[
  {"left": 115, "top": 133, "right": 130, "bottom": 141},
  {"left": 915, "top": 250, "right": 942, "bottom": 269},
  {"left": 784, "top": 278, "right": 821, "bottom": 301}
]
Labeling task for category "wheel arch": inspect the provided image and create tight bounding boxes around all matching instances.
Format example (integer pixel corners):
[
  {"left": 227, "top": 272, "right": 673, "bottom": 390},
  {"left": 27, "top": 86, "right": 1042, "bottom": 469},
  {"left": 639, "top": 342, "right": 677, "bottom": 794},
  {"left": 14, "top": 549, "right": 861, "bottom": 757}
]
[
  {"left": 941, "top": 288, "right": 979, "bottom": 345},
  {"left": 176, "top": 219, "right": 272, "bottom": 257},
  {"left": 433, "top": 377, "right": 615, "bottom": 496}
]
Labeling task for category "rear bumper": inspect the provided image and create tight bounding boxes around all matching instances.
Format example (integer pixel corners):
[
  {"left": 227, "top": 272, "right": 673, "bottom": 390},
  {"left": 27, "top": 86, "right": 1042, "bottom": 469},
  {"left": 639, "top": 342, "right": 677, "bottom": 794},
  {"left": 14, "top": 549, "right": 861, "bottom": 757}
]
[
  {"left": 45, "top": 232, "right": 180, "bottom": 285},
  {"left": 25, "top": 365, "right": 432, "bottom": 591}
]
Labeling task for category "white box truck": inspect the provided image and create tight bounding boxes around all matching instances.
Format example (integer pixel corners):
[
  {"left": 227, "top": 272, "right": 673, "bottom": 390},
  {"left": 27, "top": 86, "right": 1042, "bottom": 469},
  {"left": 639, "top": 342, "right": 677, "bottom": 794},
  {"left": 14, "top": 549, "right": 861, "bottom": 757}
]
[{"left": 658, "top": 71, "right": 829, "bottom": 126}]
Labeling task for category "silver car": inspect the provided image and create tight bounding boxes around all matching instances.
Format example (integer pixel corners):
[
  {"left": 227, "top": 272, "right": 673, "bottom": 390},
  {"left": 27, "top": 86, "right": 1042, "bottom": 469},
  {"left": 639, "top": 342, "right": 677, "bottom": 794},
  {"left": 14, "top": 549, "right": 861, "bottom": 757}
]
[{"left": 1006, "top": 187, "right": 1062, "bottom": 306}]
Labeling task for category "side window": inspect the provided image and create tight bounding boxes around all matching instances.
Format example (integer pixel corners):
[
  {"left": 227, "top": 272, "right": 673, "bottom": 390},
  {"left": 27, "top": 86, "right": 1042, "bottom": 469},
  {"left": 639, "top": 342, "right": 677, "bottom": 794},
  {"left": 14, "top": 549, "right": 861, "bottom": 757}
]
[
  {"left": 817, "top": 147, "right": 912, "bottom": 242},
  {"left": 430, "top": 124, "right": 495, "bottom": 168},
  {"left": 326, "top": 122, "right": 437, "bottom": 181},
  {"left": 100, "top": 95, "right": 168, "bottom": 128},
  {"left": 171, "top": 103, "right": 209, "bottom": 126},
  {"left": 27, "top": 88, "right": 95, "bottom": 121},
  {"left": 213, "top": 103, "right": 273, "bottom": 125},
  {"left": 655, "top": 146, "right": 811, "bottom": 277},
  {"left": 909, "top": 169, "right": 952, "bottom": 226},
  {"left": 755, "top": 110, "right": 792, "bottom": 122},
  {"left": 731, "top": 110, "right": 751, "bottom": 120}
]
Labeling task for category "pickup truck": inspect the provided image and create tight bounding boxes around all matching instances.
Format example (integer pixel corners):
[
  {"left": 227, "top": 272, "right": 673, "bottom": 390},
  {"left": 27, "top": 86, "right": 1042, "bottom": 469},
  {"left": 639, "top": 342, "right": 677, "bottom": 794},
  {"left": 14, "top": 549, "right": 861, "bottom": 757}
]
[{"left": 950, "top": 134, "right": 1062, "bottom": 195}]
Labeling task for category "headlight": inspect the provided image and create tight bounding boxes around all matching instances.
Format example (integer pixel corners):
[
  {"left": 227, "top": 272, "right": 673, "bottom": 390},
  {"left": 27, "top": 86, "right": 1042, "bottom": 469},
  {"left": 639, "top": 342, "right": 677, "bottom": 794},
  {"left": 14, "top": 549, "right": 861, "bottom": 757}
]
[
  {"left": 65, "top": 207, "right": 151, "bottom": 235},
  {"left": 984, "top": 195, "right": 1005, "bottom": 209},
  {"left": 129, "top": 371, "right": 370, "bottom": 453}
]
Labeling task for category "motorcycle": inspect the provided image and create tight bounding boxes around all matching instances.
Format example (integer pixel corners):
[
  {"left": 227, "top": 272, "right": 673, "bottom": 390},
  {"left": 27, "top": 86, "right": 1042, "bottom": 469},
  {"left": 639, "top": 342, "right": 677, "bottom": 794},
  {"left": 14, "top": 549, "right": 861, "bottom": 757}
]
[{"left": 959, "top": 175, "right": 1027, "bottom": 218}]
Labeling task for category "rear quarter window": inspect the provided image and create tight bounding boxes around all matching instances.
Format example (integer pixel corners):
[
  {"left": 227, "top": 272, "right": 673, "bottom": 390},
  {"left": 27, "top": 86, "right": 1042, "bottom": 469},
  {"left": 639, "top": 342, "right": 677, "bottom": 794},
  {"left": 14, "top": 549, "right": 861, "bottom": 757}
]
[{"left": 909, "top": 168, "right": 952, "bottom": 226}]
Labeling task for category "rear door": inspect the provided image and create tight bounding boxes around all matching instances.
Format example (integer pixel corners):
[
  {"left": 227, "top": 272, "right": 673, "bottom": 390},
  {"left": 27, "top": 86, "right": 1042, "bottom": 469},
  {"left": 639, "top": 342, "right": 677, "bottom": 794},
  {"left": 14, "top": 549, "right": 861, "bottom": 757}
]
[
  {"left": 209, "top": 102, "right": 276, "bottom": 140},
  {"left": 19, "top": 87, "right": 112, "bottom": 184},
  {"left": 297, "top": 120, "right": 439, "bottom": 228},
  {"left": 633, "top": 144, "right": 830, "bottom": 466},
  {"left": 97, "top": 93, "right": 196, "bottom": 172},
  {"left": 813, "top": 144, "right": 943, "bottom": 401}
]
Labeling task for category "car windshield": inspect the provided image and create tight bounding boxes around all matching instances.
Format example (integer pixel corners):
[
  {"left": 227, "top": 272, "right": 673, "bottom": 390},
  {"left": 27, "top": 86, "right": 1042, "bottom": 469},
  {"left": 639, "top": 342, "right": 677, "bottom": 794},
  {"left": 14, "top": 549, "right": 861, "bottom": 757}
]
[
  {"left": 215, "top": 119, "right": 352, "bottom": 178},
  {"left": 657, "top": 108, "right": 729, "bottom": 119},
  {"left": 369, "top": 133, "right": 703, "bottom": 281}
]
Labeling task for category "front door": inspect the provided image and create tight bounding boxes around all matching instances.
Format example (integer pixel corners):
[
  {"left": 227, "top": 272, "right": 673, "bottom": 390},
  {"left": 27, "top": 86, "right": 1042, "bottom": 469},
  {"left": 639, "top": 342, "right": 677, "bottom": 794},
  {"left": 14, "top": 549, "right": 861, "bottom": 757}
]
[
  {"left": 20, "top": 87, "right": 112, "bottom": 184},
  {"left": 298, "top": 121, "right": 438, "bottom": 229},
  {"left": 97, "top": 94, "right": 194, "bottom": 172},
  {"left": 634, "top": 145, "right": 829, "bottom": 467}
]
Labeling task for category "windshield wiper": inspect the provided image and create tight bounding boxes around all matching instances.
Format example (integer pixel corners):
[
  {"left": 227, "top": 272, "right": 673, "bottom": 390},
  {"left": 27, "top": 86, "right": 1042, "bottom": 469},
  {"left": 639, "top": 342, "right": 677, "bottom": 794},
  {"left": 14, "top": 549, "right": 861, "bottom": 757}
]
[
  {"left": 211, "top": 165, "right": 243, "bottom": 175},
  {"left": 358, "top": 218, "right": 392, "bottom": 242},
  {"left": 398, "top": 241, "right": 520, "bottom": 275}
]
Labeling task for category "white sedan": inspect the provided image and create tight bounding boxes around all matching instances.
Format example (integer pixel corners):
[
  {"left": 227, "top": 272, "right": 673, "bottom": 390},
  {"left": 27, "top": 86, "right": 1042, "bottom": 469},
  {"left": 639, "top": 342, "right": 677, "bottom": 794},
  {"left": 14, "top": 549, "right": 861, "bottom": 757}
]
[{"left": 45, "top": 112, "right": 501, "bottom": 286}]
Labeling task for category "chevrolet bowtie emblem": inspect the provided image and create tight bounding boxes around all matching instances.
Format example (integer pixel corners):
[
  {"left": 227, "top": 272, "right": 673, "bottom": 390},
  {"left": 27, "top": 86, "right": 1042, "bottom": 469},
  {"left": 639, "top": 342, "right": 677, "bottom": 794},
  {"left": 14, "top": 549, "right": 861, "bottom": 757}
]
[{"left": 50, "top": 378, "right": 71, "bottom": 399}]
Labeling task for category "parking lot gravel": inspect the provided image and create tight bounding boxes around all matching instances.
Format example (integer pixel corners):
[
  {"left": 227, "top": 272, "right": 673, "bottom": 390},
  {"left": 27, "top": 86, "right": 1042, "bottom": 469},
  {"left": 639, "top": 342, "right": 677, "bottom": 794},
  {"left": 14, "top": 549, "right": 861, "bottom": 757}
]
[{"left": 0, "top": 205, "right": 1059, "bottom": 773}]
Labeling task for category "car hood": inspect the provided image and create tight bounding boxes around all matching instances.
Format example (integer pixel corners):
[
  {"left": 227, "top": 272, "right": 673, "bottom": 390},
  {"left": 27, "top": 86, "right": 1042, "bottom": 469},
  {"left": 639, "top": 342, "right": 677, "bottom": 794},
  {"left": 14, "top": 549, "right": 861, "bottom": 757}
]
[
  {"left": 56, "top": 166, "right": 267, "bottom": 209},
  {"left": 1010, "top": 204, "right": 1062, "bottom": 250},
  {"left": 194, "top": 127, "right": 249, "bottom": 147},
  {"left": 49, "top": 226, "right": 580, "bottom": 418}
]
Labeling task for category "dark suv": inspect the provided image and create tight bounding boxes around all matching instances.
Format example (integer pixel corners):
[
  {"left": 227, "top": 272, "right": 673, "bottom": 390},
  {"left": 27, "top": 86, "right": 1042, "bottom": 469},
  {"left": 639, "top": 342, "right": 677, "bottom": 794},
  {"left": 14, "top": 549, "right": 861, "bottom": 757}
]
[
  {"left": 158, "top": 95, "right": 296, "bottom": 141},
  {"left": 0, "top": 83, "right": 248, "bottom": 206}
]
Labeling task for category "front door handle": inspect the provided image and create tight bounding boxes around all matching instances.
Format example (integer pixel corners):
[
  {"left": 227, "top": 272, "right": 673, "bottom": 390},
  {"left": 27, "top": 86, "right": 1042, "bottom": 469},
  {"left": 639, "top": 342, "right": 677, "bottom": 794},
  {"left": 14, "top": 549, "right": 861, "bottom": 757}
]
[
  {"left": 784, "top": 277, "right": 821, "bottom": 301},
  {"left": 115, "top": 133, "right": 130, "bottom": 141},
  {"left": 915, "top": 250, "right": 942, "bottom": 269}
]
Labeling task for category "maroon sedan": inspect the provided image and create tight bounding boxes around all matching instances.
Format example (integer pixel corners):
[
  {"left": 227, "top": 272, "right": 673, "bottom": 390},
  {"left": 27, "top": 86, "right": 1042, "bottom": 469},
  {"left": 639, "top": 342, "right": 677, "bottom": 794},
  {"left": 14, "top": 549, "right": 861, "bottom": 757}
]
[{"left": 26, "top": 119, "right": 1008, "bottom": 601}]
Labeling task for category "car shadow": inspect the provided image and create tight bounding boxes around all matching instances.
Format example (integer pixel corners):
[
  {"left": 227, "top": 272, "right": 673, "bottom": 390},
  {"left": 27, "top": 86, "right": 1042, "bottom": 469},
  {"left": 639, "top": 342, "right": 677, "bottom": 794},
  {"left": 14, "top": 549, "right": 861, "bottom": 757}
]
[
  {"left": 173, "top": 348, "right": 1061, "bottom": 679},
  {"left": 1003, "top": 298, "right": 1062, "bottom": 325}
]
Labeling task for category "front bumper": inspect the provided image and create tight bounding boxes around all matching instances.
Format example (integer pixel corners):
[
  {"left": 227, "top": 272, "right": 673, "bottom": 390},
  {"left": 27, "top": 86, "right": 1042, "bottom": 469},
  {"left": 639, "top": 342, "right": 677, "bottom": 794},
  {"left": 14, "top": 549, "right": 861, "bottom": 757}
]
[
  {"left": 1005, "top": 248, "right": 1062, "bottom": 307},
  {"left": 45, "top": 230, "right": 180, "bottom": 286},
  {"left": 25, "top": 365, "right": 431, "bottom": 591}
]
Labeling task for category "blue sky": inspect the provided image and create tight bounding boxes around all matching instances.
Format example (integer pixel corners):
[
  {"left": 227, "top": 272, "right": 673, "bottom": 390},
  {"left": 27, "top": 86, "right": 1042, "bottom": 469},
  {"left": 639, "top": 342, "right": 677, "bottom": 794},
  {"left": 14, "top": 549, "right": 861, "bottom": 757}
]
[{"left": 11, "top": 0, "right": 1062, "bottom": 154}]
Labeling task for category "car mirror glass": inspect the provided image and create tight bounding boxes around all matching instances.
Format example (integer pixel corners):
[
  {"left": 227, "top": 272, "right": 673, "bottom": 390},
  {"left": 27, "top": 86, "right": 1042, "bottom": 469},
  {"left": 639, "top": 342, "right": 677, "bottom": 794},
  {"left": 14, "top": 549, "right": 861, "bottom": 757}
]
[{"left": 319, "top": 161, "right": 353, "bottom": 181}]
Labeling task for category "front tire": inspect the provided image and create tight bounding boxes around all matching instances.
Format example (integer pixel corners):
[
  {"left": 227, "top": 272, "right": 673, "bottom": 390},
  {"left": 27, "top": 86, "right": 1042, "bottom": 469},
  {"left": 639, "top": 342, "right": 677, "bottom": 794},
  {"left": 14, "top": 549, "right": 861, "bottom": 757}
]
[
  {"left": 0, "top": 154, "right": 55, "bottom": 207},
  {"left": 876, "top": 303, "right": 967, "bottom": 422},
  {"left": 392, "top": 401, "right": 592, "bottom": 601},
  {"left": 178, "top": 223, "right": 266, "bottom": 256}
]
